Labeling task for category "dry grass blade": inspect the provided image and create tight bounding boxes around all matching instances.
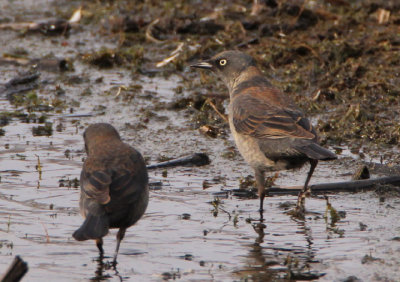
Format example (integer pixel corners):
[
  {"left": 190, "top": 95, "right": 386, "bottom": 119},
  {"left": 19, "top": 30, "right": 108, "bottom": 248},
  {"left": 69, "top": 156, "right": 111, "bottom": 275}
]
[
  {"left": 69, "top": 6, "right": 82, "bottom": 24},
  {"left": 156, "top": 42, "right": 184, "bottom": 67},
  {"left": 146, "top": 18, "right": 163, "bottom": 44}
]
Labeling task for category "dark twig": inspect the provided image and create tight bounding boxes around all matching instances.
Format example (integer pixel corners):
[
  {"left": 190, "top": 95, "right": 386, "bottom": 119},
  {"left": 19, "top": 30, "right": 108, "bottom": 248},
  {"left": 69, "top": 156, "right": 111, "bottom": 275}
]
[
  {"left": 146, "top": 153, "right": 210, "bottom": 170},
  {"left": 228, "top": 176, "right": 400, "bottom": 197},
  {"left": 270, "top": 176, "right": 400, "bottom": 196},
  {"left": 1, "top": 256, "right": 28, "bottom": 282}
]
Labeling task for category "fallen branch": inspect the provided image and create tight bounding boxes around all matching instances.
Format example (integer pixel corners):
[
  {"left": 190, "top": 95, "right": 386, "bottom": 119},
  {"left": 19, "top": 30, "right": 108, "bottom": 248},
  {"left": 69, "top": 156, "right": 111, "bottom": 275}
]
[
  {"left": 0, "top": 72, "right": 40, "bottom": 100},
  {"left": 228, "top": 176, "right": 400, "bottom": 197},
  {"left": 147, "top": 153, "right": 210, "bottom": 170},
  {"left": 1, "top": 256, "right": 28, "bottom": 282},
  {"left": 272, "top": 176, "right": 400, "bottom": 195}
]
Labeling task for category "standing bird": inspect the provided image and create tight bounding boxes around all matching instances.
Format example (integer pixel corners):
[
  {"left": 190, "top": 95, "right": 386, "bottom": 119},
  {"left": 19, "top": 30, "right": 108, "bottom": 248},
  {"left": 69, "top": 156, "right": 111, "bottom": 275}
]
[
  {"left": 73, "top": 123, "right": 149, "bottom": 264},
  {"left": 191, "top": 50, "right": 337, "bottom": 214}
]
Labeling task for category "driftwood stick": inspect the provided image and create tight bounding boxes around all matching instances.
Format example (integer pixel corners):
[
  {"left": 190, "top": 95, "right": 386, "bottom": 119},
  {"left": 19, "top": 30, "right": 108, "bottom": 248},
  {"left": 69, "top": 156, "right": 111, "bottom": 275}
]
[
  {"left": 270, "top": 176, "right": 400, "bottom": 195},
  {"left": 1, "top": 256, "right": 28, "bottom": 282},
  {"left": 147, "top": 153, "right": 210, "bottom": 170},
  {"left": 228, "top": 176, "right": 400, "bottom": 197}
]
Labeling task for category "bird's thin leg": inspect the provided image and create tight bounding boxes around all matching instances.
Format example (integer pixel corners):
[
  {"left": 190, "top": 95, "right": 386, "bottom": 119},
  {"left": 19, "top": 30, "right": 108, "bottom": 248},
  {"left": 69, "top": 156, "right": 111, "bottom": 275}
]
[
  {"left": 296, "top": 159, "right": 318, "bottom": 213},
  {"left": 303, "top": 159, "right": 318, "bottom": 196},
  {"left": 255, "top": 169, "right": 266, "bottom": 212},
  {"left": 96, "top": 238, "right": 104, "bottom": 255},
  {"left": 113, "top": 228, "right": 126, "bottom": 265}
]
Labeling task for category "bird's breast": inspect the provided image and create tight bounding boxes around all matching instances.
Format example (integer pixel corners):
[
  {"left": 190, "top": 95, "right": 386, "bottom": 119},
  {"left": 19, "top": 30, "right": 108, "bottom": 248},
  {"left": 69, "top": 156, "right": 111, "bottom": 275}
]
[{"left": 228, "top": 111, "right": 275, "bottom": 170}]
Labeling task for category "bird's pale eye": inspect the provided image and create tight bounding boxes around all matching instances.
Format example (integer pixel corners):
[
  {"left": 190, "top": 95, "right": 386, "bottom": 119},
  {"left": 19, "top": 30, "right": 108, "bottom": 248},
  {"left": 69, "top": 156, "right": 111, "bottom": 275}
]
[{"left": 219, "top": 59, "right": 227, "bottom": 66}]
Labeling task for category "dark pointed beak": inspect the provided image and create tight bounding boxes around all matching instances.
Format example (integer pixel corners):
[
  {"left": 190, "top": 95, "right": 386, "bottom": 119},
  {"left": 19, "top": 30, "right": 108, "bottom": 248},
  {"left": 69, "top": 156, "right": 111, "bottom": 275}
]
[{"left": 190, "top": 60, "right": 213, "bottom": 70}]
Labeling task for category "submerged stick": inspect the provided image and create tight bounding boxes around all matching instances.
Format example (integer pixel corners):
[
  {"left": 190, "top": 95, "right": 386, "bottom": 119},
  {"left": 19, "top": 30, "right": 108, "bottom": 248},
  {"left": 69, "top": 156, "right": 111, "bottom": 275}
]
[
  {"left": 147, "top": 153, "right": 210, "bottom": 170},
  {"left": 1, "top": 256, "right": 28, "bottom": 282},
  {"left": 0, "top": 72, "right": 40, "bottom": 100},
  {"left": 230, "top": 176, "right": 400, "bottom": 197},
  {"left": 270, "top": 176, "right": 400, "bottom": 195}
]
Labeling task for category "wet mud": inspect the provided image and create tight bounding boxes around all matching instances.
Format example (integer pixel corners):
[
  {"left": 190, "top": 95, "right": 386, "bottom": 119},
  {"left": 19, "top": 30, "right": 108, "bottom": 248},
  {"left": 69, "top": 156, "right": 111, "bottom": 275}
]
[{"left": 1, "top": 0, "right": 400, "bottom": 281}]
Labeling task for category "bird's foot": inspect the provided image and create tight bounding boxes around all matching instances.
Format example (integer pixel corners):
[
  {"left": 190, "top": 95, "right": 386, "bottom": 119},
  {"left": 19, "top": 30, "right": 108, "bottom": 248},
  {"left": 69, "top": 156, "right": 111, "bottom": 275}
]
[
  {"left": 290, "top": 205, "right": 306, "bottom": 220},
  {"left": 287, "top": 191, "right": 307, "bottom": 220},
  {"left": 111, "top": 258, "right": 118, "bottom": 269},
  {"left": 258, "top": 209, "right": 265, "bottom": 222}
]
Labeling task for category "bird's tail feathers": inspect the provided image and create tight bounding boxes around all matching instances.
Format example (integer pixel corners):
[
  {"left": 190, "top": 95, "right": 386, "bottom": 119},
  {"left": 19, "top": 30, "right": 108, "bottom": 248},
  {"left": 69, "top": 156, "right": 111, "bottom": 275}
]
[
  {"left": 296, "top": 143, "right": 337, "bottom": 161},
  {"left": 73, "top": 214, "right": 109, "bottom": 241}
]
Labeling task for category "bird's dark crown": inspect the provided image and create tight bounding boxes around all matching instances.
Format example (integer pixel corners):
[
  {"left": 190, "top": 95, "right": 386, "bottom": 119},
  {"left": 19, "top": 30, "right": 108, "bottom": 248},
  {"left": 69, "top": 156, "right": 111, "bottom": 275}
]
[{"left": 83, "top": 123, "right": 121, "bottom": 154}]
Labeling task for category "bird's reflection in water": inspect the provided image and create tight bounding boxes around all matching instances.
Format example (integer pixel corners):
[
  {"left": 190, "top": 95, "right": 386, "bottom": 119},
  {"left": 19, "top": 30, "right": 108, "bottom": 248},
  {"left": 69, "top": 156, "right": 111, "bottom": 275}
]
[
  {"left": 236, "top": 214, "right": 324, "bottom": 281},
  {"left": 91, "top": 253, "right": 123, "bottom": 282},
  {"left": 234, "top": 215, "right": 281, "bottom": 281}
]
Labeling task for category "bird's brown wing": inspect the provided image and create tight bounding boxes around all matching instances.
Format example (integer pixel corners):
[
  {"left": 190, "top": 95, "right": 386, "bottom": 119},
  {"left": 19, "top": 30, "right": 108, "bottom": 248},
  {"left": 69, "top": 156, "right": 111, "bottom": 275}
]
[
  {"left": 80, "top": 162, "right": 112, "bottom": 205},
  {"left": 231, "top": 93, "right": 316, "bottom": 140}
]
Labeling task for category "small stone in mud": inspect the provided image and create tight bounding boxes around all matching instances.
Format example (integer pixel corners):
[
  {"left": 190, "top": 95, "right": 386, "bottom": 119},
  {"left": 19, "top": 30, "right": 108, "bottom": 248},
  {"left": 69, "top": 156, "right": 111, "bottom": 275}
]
[
  {"left": 202, "top": 180, "right": 211, "bottom": 189},
  {"left": 338, "top": 211, "right": 347, "bottom": 219},
  {"left": 181, "top": 213, "right": 191, "bottom": 220},
  {"left": 359, "top": 222, "right": 367, "bottom": 231},
  {"left": 179, "top": 254, "right": 193, "bottom": 261}
]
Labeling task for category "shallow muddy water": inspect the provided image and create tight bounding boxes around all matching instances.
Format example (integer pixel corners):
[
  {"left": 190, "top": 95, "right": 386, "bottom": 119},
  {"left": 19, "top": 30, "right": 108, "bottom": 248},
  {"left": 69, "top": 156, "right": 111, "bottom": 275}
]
[{"left": 1, "top": 1, "right": 400, "bottom": 281}]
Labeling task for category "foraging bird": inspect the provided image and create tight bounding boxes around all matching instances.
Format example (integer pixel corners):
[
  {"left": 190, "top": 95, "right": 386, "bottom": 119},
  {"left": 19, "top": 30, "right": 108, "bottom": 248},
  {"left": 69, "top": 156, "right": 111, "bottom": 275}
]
[
  {"left": 73, "top": 123, "right": 149, "bottom": 263},
  {"left": 191, "top": 50, "right": 337, "bottom": 213}
]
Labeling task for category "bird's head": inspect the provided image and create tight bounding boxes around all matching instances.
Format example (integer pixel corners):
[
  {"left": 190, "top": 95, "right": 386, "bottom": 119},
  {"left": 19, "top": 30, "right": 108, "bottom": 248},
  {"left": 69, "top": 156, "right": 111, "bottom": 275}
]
[
  {"left": 191, "top": 50, "right": 257, "bottom": 93},
  {"left": 83, "top": 123, "right": 121, "bottom": 155}
]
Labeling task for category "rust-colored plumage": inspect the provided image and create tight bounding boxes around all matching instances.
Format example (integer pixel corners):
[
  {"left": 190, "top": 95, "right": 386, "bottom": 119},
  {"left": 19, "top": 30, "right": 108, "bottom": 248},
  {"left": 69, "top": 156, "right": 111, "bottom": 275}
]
[
  {"left": 191, "top": 50, "right": 337, "bottom": 214},
  {"left": 73, "top": 123, "right": 149, "bottom": 263}
]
